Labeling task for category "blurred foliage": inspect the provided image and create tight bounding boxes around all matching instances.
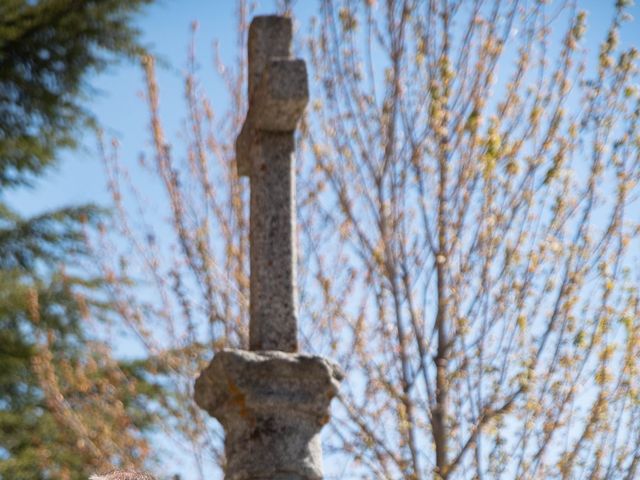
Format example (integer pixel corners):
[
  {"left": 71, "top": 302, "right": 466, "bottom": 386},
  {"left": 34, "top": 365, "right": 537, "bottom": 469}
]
[
  {"left": 99, "top": 1, "right": 640, "bottom": 478},
  {"left": 0, "top": 1, "right": 166, "bottom": 479},
  {"left": 0, "top": 0, "right": 151, "bottom": 187}
]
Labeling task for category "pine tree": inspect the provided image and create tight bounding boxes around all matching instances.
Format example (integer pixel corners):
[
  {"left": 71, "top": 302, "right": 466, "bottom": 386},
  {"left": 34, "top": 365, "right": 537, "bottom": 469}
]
[
  {"left": 0, "top": 0, "right": 151, "bottom": 186},
  {"left": 0, "top": 1, "right": 161, "bottom": 478}
]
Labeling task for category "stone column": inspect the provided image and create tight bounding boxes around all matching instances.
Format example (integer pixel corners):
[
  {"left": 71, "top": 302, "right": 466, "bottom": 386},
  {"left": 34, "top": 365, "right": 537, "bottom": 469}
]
[{"left": 194, "top": 15, "right": 342, "bottom": 480}]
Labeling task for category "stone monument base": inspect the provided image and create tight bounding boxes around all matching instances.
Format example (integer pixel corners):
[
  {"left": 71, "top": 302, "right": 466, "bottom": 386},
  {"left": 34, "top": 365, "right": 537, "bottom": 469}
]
[{"left": 194, "top": 349, "right": 343, "bottom": 480}]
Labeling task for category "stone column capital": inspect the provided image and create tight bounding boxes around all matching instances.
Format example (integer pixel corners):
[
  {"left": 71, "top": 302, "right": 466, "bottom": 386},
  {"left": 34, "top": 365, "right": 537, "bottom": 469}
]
[{"left": 194, "top": 350, "right": 343, "bottom": 480}]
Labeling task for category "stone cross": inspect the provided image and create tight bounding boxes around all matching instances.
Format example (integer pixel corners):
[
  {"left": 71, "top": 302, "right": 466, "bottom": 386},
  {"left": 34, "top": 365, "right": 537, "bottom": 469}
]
[
  {"left": 236, "top": 15, "right": 308, "bottom": 352},
  {"left": 195, "top": 16, "right": 342, "bottom": 480}
]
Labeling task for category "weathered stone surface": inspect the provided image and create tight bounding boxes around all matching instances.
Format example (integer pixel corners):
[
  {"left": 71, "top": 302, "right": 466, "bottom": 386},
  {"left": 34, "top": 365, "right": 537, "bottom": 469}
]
[
  {"left": 251, "top": 59, "right": 308, "bottom": 131},
  {"left": 237, "top": 15, "right": 306, "bottom": 178},
  {"left": 194, "top": 15, "right": 341, "bottom": 480},
  {"left": 236, "top": 59, "right": 309, "bottom": 177},
  {"left": 248, "top": 131, "right": 297, "bottom": 352},
  {"left": 248, "top": 16, "right": 292, "bottom": 101},
  {"left": 235, "top": 14, "right": 309, "bottom": 352},
  {"left": 194, "top": 350, "right": 343, "bottom": 480}
]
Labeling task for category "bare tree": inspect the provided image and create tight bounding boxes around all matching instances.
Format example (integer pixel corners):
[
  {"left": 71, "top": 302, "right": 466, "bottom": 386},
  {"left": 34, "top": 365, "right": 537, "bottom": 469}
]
[{"left": 97, "top": 1, "right": 640, "bottom": 479}]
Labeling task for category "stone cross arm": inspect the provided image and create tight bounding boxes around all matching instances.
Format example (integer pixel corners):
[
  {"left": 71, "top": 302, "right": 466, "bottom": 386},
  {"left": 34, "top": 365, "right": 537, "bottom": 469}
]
[{"left": 236, "top": 18, "right": 309, "bottom": 177}]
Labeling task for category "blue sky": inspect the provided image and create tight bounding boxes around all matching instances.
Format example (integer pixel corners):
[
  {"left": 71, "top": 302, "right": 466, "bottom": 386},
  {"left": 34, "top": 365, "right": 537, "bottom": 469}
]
[
  {"left": 5, "top": 0, "right": 640, "bottom": 218},
  {"left": 5, "top": 0, "right": 314, "bottom": 215}
]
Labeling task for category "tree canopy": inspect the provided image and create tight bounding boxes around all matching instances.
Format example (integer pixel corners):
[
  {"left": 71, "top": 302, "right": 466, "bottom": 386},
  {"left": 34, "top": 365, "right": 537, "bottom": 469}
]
[
  {"left": 0, "top": 0, "right": 151, "bottom": 187},
  {"left": 0, "top": 1, "right": 162, "bottom": 478},
  {"left": 97, "top": 1, "right": 640, "bottom": 478}
]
